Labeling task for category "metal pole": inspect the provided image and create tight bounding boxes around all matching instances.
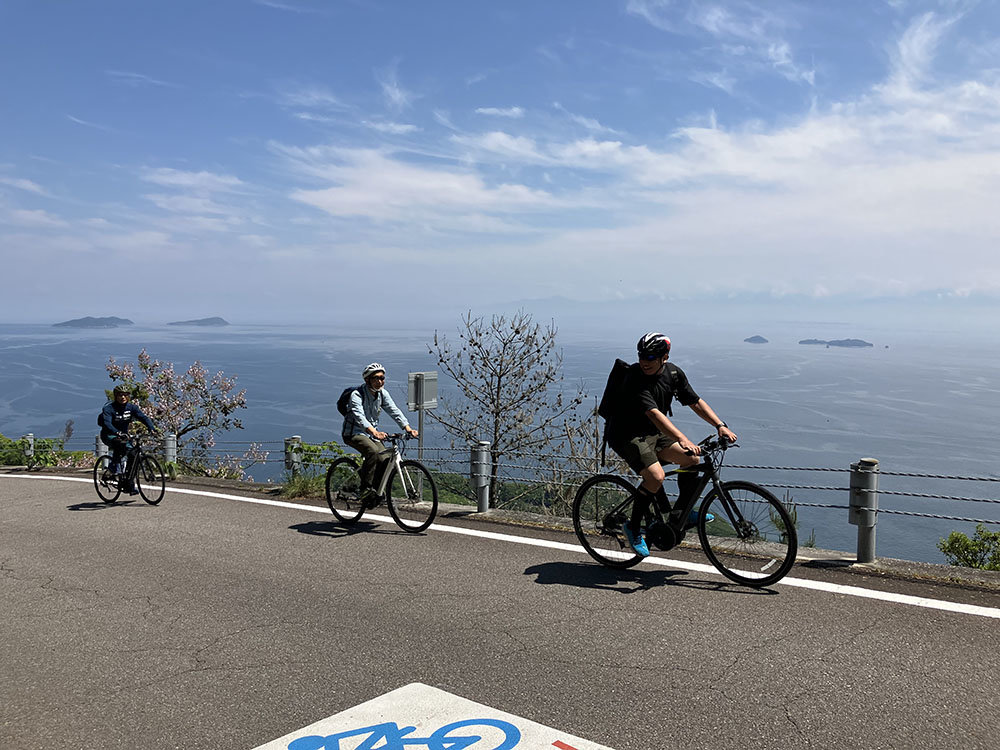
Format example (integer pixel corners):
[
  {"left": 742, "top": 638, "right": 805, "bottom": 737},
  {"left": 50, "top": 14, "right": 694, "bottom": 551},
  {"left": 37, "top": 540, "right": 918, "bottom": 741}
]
[
  {"left": 284, "top": 435, "right": 303, "bottom": 476},
  {"left": 95, "top": 436, "right": 108, "bottom": 459},
  {"left": 848, "top": 457, "right": 879, "bottom": 563},
  {"left": 470, "top": 440, "right": 491, "bottom": 512},
  {"left": 22, "top": 433, "right": 34, "bottom": 461},
  {"left": 415, "top": 373, "right": 424, "bottom": 462},
  {"left": 164, "top": 432, "right": 177, "bottom": 466}
]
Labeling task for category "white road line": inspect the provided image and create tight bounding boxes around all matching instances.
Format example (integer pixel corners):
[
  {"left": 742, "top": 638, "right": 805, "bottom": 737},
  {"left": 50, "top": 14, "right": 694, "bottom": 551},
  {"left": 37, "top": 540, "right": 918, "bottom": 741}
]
[{"left": 6, "top": 474, "right": 1000, "bottom": 620}]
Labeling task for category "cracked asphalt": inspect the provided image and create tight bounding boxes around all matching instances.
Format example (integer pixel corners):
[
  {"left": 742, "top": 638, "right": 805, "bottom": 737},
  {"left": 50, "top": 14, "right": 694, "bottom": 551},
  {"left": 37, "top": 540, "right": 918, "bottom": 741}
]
[{"left": 2, "top": 475, "right": 999, "bottom": 750}]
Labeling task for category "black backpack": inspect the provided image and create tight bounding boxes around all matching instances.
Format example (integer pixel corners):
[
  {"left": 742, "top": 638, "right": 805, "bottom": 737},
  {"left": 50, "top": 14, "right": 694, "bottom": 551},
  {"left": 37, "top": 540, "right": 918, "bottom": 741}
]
[
  {"left": 597, "top": 359, "right": 677, "bottom": 465},
  {"left": 336, "top": 386, "right": 363, "bottom": 417},
  {"left": 598, "top": 359, "right": 678, "bottom": 424}
]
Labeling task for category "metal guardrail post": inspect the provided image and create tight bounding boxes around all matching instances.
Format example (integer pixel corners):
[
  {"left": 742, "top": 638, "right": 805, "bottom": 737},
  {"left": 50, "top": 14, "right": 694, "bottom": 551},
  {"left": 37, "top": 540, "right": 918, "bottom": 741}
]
[
  {"left": 95, "top": 436, "right": 108, "bottom": 458},
  {"left": 22, "top": 433, "right": 34, "bottom": 460},
  {"left": 849, "top": 457, "right": 879, "bottom": 563},
  {"left": 163, "top": 433, "right": 177, "bottom": 466},
  {"left": 470, "top": 440, "right": 491, "bottom": 512},
  {"left": 284, "top": 435, "right": 303, "bottom": 476}
]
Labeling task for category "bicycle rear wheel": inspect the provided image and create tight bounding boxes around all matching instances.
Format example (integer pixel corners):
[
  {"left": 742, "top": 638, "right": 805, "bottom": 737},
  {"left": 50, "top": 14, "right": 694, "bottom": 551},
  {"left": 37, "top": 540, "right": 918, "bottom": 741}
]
[
  {"left": 698, "top": 480, "right": 797, "bottom": 587},
  {"left": 572, "top": 474, "right": 644, "bottom": 569},
  {"left": 386, "top": 460, "right": 438, "bottom": 533},
  {"left": 136, "top": 455, "right": 165, "bottom": 505},
  {"left": 93, "top": 455, "right": 121, "bottom": 504},
  {"left": 325, "top": 457, "right": 365, "bottom": 524}
]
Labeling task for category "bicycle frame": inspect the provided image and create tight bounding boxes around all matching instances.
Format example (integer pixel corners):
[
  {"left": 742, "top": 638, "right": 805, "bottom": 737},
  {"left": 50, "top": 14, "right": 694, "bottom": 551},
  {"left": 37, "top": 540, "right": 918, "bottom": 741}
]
[
  {"left": 372, "top": 435, "right": 425, "bottom": 499},
  {"left": 601, "top": 445, "right": 745, "bottom": 538}
]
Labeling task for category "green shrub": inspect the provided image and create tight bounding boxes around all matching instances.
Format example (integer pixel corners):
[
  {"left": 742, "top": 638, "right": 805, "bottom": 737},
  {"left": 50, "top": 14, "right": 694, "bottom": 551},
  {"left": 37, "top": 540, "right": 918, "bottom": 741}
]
[{"left": 938, "top": 524, "right": 1000, "bottom": 570}]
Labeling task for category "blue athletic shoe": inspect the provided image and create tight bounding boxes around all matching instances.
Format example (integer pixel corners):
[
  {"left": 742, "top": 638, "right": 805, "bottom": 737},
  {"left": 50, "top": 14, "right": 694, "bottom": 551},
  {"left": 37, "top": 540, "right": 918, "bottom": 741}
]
[
  {"left": 623, "top": 524, "right": 650, "bottom": 557},
  {"left": 687, "top": 509, "right": 715, "bottom": 527}
]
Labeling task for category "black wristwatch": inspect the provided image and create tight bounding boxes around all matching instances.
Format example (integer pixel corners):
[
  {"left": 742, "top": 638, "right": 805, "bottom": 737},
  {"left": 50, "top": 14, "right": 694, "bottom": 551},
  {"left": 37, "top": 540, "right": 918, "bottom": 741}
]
[{"left": 716, "top": 421, "right": 728, "bottom": 430}]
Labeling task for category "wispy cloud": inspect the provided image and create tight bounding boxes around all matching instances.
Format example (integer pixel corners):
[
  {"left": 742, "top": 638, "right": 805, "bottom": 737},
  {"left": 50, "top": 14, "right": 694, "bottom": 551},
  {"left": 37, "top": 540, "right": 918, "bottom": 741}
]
[
  {"left": 3, "top": 208, "right": 67, "bottom": 228},
  {"left": 552, "top": 102, "right": 622, "bottom": 135},
  {"left": 105, "top": 70, "right": 180, "bottom": 88},
  {"left": 625, "top": 0, "right": 678, "bottom": 32},
  {"left": 141, "top": 168, "right": 244, "bottom": 193},
  {"left": 365, "top": 120, "right": 421, "bottom": 134},
  {"left": 475, "top": 106, "right": 525, "bottom": 118},
  {"left": 0, "top": 176, "right": 46, "bottom": 195},
  {"left": 278, "top": 84, "right": 350, "bottom": 111},
  {"left": 376, "top": 63, "right": 419, "bottom": 111},
  {"left": 66, "top": 115, "right": 117, "bottom": 133},
  {"left": 253, "top": 0, "right": 322, "bottom": 13}
]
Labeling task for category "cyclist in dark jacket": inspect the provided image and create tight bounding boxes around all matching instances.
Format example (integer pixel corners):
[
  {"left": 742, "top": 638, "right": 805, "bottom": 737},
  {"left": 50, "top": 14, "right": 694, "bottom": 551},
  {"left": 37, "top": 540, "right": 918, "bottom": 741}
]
[
  {"left": 99, "top": 385, "right": 156, "bottom": 494},
  {"left": 610, "top": 332, "right": 737, "bottom": 557}
]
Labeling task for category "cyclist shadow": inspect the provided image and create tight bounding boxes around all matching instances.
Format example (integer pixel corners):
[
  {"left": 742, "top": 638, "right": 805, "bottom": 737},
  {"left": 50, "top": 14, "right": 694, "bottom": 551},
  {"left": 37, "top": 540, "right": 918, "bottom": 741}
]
[
  {"left": 289, "top": 519, "right": 403, "bottom": 538},
  {"left": 68, "top": 499, "right": 142, "bottom": 511},
  {"left": 524, "top": 561, "right": 777, "bottom": 596}
]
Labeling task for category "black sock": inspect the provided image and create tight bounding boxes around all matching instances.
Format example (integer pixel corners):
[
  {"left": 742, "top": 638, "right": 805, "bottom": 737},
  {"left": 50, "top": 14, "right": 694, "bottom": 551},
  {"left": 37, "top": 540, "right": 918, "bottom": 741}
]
[{"left": 630, "top": 486, "right": 655, "bottom": 532}]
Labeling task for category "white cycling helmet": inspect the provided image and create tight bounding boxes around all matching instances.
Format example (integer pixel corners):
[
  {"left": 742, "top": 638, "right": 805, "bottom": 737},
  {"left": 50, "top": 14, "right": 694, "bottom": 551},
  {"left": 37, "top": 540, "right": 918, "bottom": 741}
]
[{"left": 362, "top": 362, "right": 386, "bottom": 380}]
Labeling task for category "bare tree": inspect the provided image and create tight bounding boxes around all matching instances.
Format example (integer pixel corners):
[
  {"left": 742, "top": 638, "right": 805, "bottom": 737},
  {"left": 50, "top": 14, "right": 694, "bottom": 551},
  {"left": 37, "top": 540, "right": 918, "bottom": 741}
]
[{"left": 428, "top": 310, "right": 587, "bottom": 501}]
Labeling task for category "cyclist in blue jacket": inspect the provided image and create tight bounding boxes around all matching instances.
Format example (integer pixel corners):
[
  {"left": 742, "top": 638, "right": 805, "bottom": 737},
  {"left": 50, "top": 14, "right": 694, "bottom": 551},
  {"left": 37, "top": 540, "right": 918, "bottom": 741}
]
[
  {"left": 342, "top": 363, "right": 418, "bottom": 505},
  {"left": 99, "top": 385, "right": 156, "bottom": 495}
]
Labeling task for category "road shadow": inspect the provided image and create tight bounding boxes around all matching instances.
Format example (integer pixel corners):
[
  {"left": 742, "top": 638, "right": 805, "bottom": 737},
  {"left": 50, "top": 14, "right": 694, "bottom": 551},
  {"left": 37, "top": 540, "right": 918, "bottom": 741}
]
[
  {"left": 67, "top": 499, "right": 144, "bottom": 511},
  {"left": 524, "top": 561, "right": 777, "bottom": 596},
  {"left": 289, "top": 519, "right": 408, "bottom": 538}
]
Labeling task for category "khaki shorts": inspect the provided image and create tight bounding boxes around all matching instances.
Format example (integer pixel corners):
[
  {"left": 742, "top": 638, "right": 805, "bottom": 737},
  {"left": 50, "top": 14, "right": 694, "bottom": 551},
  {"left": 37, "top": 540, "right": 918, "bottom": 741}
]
[{"left": 610, "top": 433, "right": 679, "bottom": 475}]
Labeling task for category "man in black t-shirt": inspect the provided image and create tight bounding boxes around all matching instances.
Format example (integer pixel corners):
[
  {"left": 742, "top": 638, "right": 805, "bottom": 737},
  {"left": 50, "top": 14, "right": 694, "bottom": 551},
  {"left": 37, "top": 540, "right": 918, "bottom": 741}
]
[{"left": 607, "top": 332, "right": 738, "bottom": 557}]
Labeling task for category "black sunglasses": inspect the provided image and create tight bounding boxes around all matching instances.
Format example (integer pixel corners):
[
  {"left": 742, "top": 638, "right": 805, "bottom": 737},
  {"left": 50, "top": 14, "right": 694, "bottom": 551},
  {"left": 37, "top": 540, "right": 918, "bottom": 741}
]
[{"left": 639, "top": 353, "right": 663, "bottom": 361}]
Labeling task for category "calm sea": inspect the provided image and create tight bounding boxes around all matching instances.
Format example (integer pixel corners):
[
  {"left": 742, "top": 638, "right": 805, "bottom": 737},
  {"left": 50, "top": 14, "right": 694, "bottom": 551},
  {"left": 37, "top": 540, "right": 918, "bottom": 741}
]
[{"left": 1, "top": 321, "right": 998, "bottom": 564}]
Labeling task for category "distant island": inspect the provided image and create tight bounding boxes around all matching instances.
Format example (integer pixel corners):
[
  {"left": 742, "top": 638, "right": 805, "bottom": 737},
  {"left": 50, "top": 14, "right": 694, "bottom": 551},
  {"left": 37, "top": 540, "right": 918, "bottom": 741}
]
[
  {"left": 744, "top": 335, "right": 768, "bottom": 344},
  {"left": 799, "top": 338, "right": 874, "bottom": 348},
  {"left": 53, "top": 316, "right": 133, "bottom": 329},
  {"left": 167, "top": 317, "right": 230, "bottom": 327}
]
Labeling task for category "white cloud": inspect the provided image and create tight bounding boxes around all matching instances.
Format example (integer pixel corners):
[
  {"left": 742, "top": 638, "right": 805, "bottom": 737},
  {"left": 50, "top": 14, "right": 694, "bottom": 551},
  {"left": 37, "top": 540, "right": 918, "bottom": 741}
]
[
  {"left": 552, "top": 102, "right": 622, "bottom": 135},
  {"left": 625, "top": 0, "right": 677, "bottom": 32},
  {"left": 279, "top": 85, "right": 349, "bottom": 111},
  {"left": 0, "top": 176, "right": 46, "bottom": 195},
  {"left": 141, "top": 168, "right": 244, "bottom": 193},
  {"left": 376, "top": 63, "right": 419, "bottom": 111},
  {"left": 475, "top": 106, "right": 525, "bottom": 118},
  {"left": 284, "top": 148, "right": 557, "bottom": 223},
  {"left": 66, "top": 115, "right": 117, "bottom": 132},
  {"left": 105, "top": 70, "right": 179, "bottom": 88},
  {"left": 365, "top": 121, "right": 421, "bottom": 134},
  {"left": 3, "top": 208, "right": 67, "bottom": 228}
]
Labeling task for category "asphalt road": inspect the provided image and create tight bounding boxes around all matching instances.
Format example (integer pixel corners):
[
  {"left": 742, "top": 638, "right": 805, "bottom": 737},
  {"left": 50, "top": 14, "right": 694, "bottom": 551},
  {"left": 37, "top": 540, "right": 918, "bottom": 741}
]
[{"left": 2, "top": 474, "right": 999, "bottom": 750}]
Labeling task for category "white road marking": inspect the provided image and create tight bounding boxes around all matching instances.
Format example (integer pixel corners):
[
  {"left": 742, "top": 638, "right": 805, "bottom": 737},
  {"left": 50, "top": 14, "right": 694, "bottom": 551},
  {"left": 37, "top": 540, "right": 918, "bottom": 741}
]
[
  {"left": 5, "top": 474, "right": 1000, "bottom": 620},
  {"left": 253, "top": 682, "right": 614, "bottom": 749}
]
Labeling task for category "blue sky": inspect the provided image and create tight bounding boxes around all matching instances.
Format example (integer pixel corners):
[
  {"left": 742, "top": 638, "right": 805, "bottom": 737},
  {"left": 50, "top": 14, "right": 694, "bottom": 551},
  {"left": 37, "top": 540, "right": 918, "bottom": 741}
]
[{"left": 2, "top": 0, "right": 999, "bottom": 325}]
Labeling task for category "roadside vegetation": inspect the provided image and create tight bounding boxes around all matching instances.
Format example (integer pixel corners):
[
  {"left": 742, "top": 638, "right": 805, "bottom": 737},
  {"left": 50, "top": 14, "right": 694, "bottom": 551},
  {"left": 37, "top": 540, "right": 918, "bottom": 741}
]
[{"left": 938, "top": 525, "right": 1000, "bottom": 570}]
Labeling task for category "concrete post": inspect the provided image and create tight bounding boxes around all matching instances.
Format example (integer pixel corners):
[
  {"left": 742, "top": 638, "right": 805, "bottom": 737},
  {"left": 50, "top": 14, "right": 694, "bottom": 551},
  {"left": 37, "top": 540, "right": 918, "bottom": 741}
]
[
  {"left": 284, "top": 435, "right": 303, "bottom": 476},
  {"left": 470, "top": 440, "right": 491, "bottom": 512},
  {"left": 849, "top": 457, "right": 879, "bottom": 563},
  {"left": 163, "top": 433, "right": 177, "bottom": 466},
  {"left": 95, "top": 436, "right": 108, "bottom": 458}
]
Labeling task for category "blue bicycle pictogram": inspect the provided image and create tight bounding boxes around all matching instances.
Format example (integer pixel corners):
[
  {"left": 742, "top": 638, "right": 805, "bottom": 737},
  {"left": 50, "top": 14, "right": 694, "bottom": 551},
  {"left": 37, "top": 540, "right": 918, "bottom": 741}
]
[{"left": 288, "top": 718, "right": 522, "bottom": 750}]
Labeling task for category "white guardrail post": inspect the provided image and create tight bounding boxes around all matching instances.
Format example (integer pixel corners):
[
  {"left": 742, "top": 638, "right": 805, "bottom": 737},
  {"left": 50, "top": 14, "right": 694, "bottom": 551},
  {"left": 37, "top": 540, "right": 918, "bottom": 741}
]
[
  {"left": 470, "top": 440, "right": 491, "bottom": 512},
  {"left": 163, "top": 432, "right": 177, "bottom": 465},
  {"left": 95, "top": 436, "right": 108, "bottom": 458},
  {"left": 849, "top": 457, "right": 880, "bottom": 563}
]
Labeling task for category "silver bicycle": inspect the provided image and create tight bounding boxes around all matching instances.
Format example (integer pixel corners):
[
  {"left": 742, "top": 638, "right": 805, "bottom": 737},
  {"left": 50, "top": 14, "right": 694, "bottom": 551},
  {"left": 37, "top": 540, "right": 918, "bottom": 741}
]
[{"left": 324, "top": 434, "right": 438, "bottom": 532}]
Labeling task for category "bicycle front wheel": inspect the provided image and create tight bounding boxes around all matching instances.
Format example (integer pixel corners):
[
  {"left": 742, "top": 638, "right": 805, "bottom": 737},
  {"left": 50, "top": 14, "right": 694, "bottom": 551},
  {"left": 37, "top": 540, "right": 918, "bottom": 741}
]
[
  {"left": 386, "top": 460, "right": 438, "bottom": 533},
  {"left": 136, "top": 455, "right": 165, "bottom": 505},
  {"left": 325, "top": 457, "right": 365, "bottom": 524},
  {"left": 698, "top": 480, "right": 797, "bottom": 587},
  {"left": 93, "top": 455, "right": 121, "bottom": 504},
  {"left": 572, "top": 474, "right": 643, "bottom": 569}
]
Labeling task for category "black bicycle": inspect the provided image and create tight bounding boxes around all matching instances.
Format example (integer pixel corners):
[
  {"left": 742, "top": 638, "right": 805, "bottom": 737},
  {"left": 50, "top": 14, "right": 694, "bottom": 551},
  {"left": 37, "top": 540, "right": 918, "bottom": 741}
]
[
  {"left": 93, "top": 435, "right": 166, "bottom": 506},
  {"left": 324, "top": 434, "right": 438, "bottom": 533},
  {"left": 572, "top": 435, "right": 797, "bottom": 587}
]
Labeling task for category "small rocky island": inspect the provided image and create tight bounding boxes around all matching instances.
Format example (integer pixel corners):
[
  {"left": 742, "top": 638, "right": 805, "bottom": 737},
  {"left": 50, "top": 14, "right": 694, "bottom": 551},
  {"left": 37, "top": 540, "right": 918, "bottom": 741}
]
[
  {"left": 54, "top": 316, "right": 133, "bottom": 329},
  {"left": 167, "top": 317, "right": 230, "bottom": 327},
  {"left": 799, "top": 338, "right": 874, "bottom": 348},
  {"left": 744, "top": 335, "right": 768, "bottom": 344}
]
